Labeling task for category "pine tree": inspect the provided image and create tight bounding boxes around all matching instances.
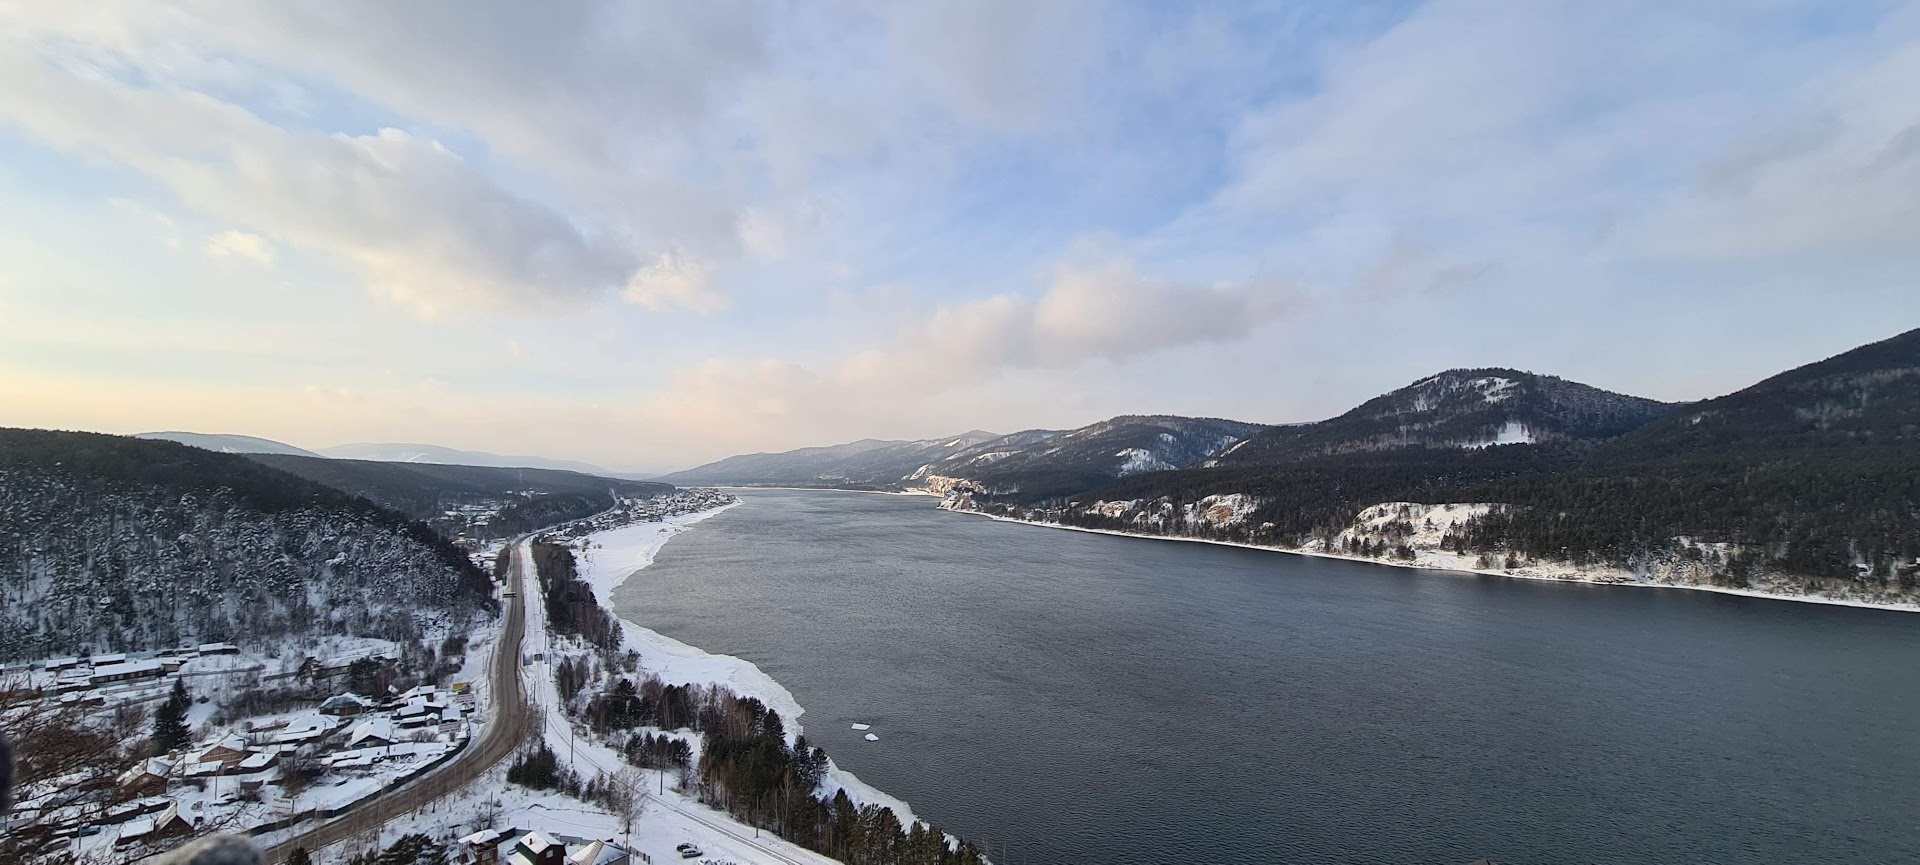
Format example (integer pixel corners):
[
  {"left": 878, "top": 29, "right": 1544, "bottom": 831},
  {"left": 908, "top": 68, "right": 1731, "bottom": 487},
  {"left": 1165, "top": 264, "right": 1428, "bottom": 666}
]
[
  {"left": 287, "top": 848, "right": 312, "bottom": 865},
  {"left": 153, "top": 678, "right": 190, "bottom": 754}
]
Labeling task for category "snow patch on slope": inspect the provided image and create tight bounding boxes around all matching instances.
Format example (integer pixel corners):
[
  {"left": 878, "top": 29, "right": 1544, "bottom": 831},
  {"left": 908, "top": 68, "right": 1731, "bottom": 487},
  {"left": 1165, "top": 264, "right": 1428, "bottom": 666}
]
[{"left": 1114, "top": 448, "right": 1174, "bottom": 476}]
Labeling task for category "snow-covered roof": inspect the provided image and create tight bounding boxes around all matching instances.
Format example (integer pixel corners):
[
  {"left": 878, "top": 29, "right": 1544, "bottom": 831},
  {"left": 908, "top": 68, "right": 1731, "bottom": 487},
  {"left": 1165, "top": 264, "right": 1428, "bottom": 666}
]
[
  {"left": 520, "top": 831, "right": 559, "bottom": 853},
  {"left": 91, "top": 652, "right": 128, "bottom": 664},
  {"left": 349, "top": 717, "right": 396, "bottom": 746},
  {"left": 567, "top": 840, "right": 628, "bottom": 865},
  {"left": 91, "top": 658, "right": 164, "bottom": 678}
]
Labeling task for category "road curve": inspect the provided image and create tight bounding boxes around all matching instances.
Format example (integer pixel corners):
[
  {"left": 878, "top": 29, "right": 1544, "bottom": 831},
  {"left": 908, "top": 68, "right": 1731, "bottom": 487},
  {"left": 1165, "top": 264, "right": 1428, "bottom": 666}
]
[{"left": 260, "top": 543, "right": 535, "bottom": 863}]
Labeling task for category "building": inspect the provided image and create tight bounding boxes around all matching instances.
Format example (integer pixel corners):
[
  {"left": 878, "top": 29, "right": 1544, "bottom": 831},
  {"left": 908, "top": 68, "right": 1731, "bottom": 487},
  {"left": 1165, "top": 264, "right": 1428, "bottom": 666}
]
[
  {"left": 90, "top": 659, "right": 166, "bottom": 685},
  {"left": 455, "top": 828, "right": 520, "bottom": 865},
  {"left": 348, "top": 717, "right": 397, "bottom": 749},
  {"left": 567, "top": 840, "right": 632, "bottom": 865},
  {"left": 116, "top": 757, "right": 174, "bottom": 797},
  {"left": 508, "top": 832, "right": 566, "bottom": 865},
  {"left": 272, "top": 713, "right": 339, "bottom": 746},
  {"left": 197, "top": 642, "right": 240, "bottom": 655},
  {"left": 114, "top": 801, "right": 195, "bottom": 847},
  {"left": 194, "top": 734, "right": 254, "bottom": 770},
  {"left": 319, "top": 693, "right": 377, "bottom": 717}
]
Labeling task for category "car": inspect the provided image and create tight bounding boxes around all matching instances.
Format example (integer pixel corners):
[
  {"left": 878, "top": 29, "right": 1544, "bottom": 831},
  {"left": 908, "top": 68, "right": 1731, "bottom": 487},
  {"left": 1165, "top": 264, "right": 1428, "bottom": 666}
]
[{"left": 678, "top": 845, "right": 703, "bottom": 859}]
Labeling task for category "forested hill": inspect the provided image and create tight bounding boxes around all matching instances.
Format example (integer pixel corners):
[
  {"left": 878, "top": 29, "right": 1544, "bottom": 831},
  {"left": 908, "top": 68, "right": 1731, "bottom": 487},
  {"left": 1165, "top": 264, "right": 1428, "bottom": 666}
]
[
  {"left": 0, "top": 428, "right": 496, "bottom": 661},
  {"left": 245, "top": 453, "right": 672, "bottom": 523},
  {"left": 1213, "top": 368, "right": 1673, "bottom": 465},
  {"left": 971, "top": 328, "right": 1920, "bottom": 598},
  {"left": 656, "top": 430, "right": 1006, "bottom": 488}
]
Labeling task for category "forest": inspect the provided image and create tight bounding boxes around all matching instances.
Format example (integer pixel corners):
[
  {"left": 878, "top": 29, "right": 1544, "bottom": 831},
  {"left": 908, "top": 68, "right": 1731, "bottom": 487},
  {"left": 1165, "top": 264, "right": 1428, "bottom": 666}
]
[
  {"left": 968, "top": 328, "right": 1920, "bottom": 592},
  {"left": 0, "top": 429, "right": 496, "bottom": 660}
]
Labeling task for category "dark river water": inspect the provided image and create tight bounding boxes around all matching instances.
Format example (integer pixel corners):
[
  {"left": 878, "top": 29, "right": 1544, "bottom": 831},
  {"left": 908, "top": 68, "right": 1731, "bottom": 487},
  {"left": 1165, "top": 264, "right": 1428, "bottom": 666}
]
[{"left": 610, "top": 489, "right": 1920, "bottom": 865}]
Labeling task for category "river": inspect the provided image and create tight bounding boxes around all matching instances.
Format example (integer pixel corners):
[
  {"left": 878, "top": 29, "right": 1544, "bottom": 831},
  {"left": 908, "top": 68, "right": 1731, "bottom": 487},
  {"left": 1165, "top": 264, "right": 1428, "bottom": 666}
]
[{"left": 609, "top": 488, "right": 1920, "bottom": 864}]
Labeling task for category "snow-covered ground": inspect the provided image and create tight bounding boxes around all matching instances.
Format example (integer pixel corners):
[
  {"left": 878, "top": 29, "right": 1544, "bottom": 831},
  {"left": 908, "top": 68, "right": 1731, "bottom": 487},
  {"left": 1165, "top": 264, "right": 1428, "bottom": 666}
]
[
  {"left": 948, "top": 502, "right": 1920, "bottom": 614},
  {"left": 310, "top": 500, "right": 910, "bottom": 864},
  {"left": 572, "top": 502, "right": 930, "bottom": 828}
]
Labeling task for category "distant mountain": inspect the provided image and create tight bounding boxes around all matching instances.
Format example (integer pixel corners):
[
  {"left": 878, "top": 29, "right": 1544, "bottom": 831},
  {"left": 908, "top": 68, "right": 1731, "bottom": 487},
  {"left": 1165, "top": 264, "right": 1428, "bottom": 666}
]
[
  {"left": 656, "top": 430, "right": 1006, "bottom": 487},
  {"left": 320, "top": 442, "right": 608, "bottom": 474},
  {"left": 1212, "top": 369, "right": 1674, "bottom": 466},
  {"left": 0, "top": 429, "right": 494, "bottom": 661},
  {"left": 923, "top": 415, "right": 1266, "bottom": 501},
  {"left": 135, "top": 430, "right": 324, "bottom": 458},
  {"left": 245, "top": 453, "right": 672, "bottom": 529},
  {"left": 973, "top": 327, "right": 1920, "bottom": 595}
]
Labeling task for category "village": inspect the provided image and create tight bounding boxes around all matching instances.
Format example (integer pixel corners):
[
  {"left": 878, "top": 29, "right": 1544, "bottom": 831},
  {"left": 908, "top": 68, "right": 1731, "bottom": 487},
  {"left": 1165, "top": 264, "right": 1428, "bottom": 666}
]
[
  {"left": 2, "top": 488, "right": 754, "bottom": 864},
  {"left": 2, "top": 639, "right": 486, "bottom": 858}
]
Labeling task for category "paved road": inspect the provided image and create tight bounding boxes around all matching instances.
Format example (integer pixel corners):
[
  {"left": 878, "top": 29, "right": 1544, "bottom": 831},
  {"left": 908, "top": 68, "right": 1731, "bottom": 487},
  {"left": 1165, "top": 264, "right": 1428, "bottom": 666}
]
[{"left": 260, "top": 544, "right": 536, "bottom": 863}]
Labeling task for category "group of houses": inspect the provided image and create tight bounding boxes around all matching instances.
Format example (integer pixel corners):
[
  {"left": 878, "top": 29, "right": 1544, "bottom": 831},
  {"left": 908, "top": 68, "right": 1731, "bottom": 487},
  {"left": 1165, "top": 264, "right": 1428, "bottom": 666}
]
[
  {"left": 455, "top": 829, "right": 647, "bottom": 865},
  {"left": 88, "top": 682, "right": 478, "bottom": 848},
  {"left": 13, "top": 643, "right": 241, "bottom": 694}
]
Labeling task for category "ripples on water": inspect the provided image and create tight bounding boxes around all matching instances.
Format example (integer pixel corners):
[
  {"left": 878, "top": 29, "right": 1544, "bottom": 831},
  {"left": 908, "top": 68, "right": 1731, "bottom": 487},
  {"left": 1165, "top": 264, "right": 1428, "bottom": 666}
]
[{"left": 613, "top": 489, "right": 1920, "bottom": 865}]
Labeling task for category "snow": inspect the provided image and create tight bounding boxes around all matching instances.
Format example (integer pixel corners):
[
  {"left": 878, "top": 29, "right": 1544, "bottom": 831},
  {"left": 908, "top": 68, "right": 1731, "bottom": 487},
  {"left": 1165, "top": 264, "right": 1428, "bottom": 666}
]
[
  {"left": 954, "top": 500, "right": 1920, "bottom": 614},
  {"left": 1113, "top": 448, "right": 1174, "bottom": 476},
  {"left": 572, "top": 501, "right": 940, "bottom": 832},
  {"left": 1465, "top": 420, "right": 1535, "bottom": 448},
  {"left": 863, "top": 733, "right": 879, "bottom": 742}
]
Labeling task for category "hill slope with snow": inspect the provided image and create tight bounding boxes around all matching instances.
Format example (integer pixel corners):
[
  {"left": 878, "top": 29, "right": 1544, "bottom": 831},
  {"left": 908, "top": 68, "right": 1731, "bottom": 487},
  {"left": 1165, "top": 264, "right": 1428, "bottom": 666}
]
[
  {"left": 0, "top": 429, "right": 495, "bottom": 661},
  {"left": 1213, "top": 368, "right": 1673, "bottom": 466}
]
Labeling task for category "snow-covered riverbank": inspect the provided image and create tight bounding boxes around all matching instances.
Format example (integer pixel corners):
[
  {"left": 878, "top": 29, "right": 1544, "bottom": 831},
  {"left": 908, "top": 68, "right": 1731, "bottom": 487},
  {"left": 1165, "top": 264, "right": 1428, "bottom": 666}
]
[
  {"left": 943, "top": 507, "right": 1920, "bottom": 614},
  {"left": 574, "top": 501, "right": 932, "bottom": 828}
]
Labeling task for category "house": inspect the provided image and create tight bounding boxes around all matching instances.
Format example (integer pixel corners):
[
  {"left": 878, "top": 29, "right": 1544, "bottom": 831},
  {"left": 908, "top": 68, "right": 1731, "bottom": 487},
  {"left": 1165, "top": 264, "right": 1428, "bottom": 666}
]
[
  {"left": 90, "top": 659, "right": 166, "bottom": 685},
  {"left": 319, "top": 693, "right": 377, "bottom": 717},
  {"left": 273, "top": 713, "right": 339, "bottom": 745},
  {"left": 90, "top": 652, "right": 129, "bottom": 666},
  {"left": 194, "top": 734, "right": 253, "bottom": 769},
  {"left": 197, "top": 642, "right": 240, "bottom": 656},
  {"left": 41, "top": 656, "right": 81, "bottom": 671},
  {"left": 508, "top": 831, "right": 566, "bottom": 865},
  {"left": 114, "top": 801, "right": 194, "bottom": 846},
  {"left": 348, "top": 717, "right": 397, "bottom": 749},
  {"left": 567, "top": 840, "right": 632, "bottom": 865},
  {"left": 456, "top": 828, "right": 520, "bottom": 865},
  {"left": 116, "top": 757, "right": 174, "bottom": 797}
]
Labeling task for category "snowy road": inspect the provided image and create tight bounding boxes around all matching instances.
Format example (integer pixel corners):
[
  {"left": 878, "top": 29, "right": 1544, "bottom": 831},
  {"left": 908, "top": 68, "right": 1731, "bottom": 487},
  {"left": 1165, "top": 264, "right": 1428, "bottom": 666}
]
[{"left": 259, "top": 542, "right": 538, "bottom": 863}]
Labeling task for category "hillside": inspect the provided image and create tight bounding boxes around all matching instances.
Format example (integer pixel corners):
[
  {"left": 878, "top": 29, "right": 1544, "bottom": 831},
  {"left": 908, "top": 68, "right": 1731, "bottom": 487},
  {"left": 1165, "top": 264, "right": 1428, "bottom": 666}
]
[
  {"left": 135, "top": 431, "right": 325, "bottom": 458},
  {"left": 657, "top": 430, "right": 1005, "bottom": 488},
  {"left": 320, "top": 442, "right": 610, "bottom": 474},
  {"left": 0, "top": 429, "right": 496, "bottom": 662},
  {"left": 920, "top": 415, "right": 1265, "bottom": 501},
  {"left": 245, "top": 453, "right": 672, "bottom": 526},
  {"left": 957, "top": 328, "right": 1920, "bottom": 599},
  {"left": 1212, "top": 368, "right": 1673, "bottom": 465}
]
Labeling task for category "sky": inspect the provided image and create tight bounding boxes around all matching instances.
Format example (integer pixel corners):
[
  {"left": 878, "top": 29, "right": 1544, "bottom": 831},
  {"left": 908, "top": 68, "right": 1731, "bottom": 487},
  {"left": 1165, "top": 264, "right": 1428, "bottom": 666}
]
[{"left": 2, "top": 1, "right": 1918, "bottom": 473}]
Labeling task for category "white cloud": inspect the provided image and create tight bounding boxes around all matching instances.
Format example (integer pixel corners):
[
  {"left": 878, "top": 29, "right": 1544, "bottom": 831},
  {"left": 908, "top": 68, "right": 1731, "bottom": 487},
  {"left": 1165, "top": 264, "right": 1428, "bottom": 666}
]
[
  {"left": 623, "top": 251, "right": 726, "bottom": 314},
  {"left": 203, "top": 230, "right": 275, "bottom": 266}
]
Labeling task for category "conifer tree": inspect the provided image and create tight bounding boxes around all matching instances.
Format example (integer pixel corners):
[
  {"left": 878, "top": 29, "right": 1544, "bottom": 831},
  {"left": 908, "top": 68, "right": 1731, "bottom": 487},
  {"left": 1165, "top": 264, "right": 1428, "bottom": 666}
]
[{"left": 153, "top": 678, "right": 190, "bottom": 754}]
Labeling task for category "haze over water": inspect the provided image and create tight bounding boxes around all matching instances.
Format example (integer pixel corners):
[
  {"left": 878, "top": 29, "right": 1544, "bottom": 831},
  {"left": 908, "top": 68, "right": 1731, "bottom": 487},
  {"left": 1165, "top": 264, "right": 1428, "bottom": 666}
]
[{"left": 613, "top": 489, "right": 1920, "bottom": 865}]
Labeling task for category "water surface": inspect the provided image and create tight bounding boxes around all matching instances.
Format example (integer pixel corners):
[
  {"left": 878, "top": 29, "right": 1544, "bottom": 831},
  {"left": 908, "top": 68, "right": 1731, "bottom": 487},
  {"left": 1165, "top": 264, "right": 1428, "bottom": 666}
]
[{"left": 612, "top": 489, "right": 1920, "bottom": 864}]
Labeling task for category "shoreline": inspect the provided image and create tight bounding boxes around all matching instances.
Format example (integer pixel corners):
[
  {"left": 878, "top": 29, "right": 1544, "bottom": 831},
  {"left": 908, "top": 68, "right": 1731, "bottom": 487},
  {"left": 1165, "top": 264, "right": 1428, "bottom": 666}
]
[
  {"left": 940, "top": 507, "right": 1920, "bottom": 615},
  {"left": 573, "top": 499, "right": 932, "bottom": 829}
]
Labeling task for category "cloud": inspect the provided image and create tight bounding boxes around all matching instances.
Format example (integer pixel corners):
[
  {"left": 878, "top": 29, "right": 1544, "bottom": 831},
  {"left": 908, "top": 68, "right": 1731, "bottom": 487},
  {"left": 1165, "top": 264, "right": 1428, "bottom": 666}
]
[
  {"left": 203, "top": 230, "right": 275, "bottom": 266},
  {"left": 622, "top": 251, "right": 726, "bottom": 314},
  {"left": 0, "top": 48, "right": 648, "bottom": 315},
  {"left": 637, "top": 257, "right": 1292, "bottom": 450}
]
